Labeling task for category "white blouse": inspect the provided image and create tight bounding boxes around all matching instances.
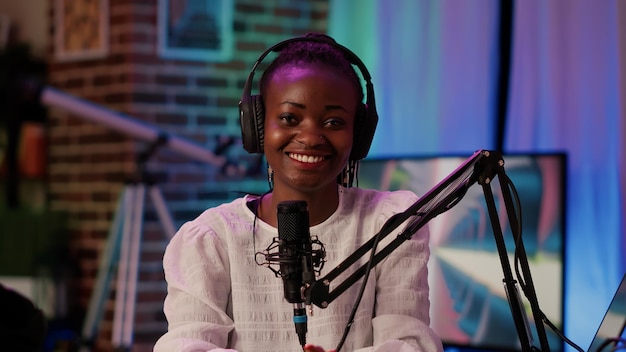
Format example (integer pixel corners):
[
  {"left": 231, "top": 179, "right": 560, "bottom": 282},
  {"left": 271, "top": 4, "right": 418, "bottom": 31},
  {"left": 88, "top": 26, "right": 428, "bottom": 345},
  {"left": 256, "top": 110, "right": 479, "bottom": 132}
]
[{"left": 154, "top": 187, "right": 443, "bottom": 352}]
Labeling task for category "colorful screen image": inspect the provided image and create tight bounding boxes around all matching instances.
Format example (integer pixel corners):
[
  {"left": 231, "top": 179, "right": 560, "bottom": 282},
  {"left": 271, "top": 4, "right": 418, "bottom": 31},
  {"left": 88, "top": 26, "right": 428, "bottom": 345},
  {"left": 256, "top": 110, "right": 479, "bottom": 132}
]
[{"left": 358, "top": 153, "right": 566, "bottom": 352}]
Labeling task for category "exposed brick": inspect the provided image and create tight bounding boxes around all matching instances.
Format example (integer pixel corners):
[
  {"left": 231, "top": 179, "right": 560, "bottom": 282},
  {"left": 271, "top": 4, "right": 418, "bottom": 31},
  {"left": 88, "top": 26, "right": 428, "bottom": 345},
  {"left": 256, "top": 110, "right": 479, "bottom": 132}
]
[
  {"left": 118, "top": 31, "right": 152, "bottom": 45},
  {"left": 120, "top": 72, "right": 150, "bottom": 84},
  {"left": 127, "top": 53, "right": 161, "bottom": 64},
  {"left": 104, "top": 93, "right": 129, "bottom": 104},
  {"left": 236, "top": 40, "right": 268, "bottom": 53},
  {"left": 275, "top": 7, "right": 302, "bottom": 18},
  {"left": 312, "top": 9, "right": 329, "bottom": 20},
  {"left": 105, "top": 53, "right": 128, "bottom": 66},
  {"left": 198, "top": 114, "right": 227, "bottom": 126},
  {"left": 110, "top": 13, "right": 155, "bottom": 26},
  {"left": 92, "top": 191, "right": 115, "bottom": 202},
  {"left": 173, "top": 209, "right": 204, "bottom": 222},
  {"left": 47, "top": 1, "right": 330, "bottom": 350},
  {"left": 64, "top": 77, "right": 86, "bottom": 89},
  {"left": 93, "top": 75, "right": 114, "bottom": 86},
  {"left": 236, "top": 3, "right": 266, "bottom": 14},
  {"left": 174, "top": 94, "right": 208, "bottom": 106},
  {"left": 254, "top": 24, "right": 285, "bottom": 35},
  {"left": 154, "top": 113, "right": 188, "bottom": 125},
  {"left": 155, "top": 74, "right": 188, "bottom": 86},
  {"left": 215, "top": 60, "right": 248, "bottom": 70},
  {"left": 132, "top": 92, "right": 168, "bottom": 104},
  {"left": 196, "top": 76, "right": 228, "bottom": 87},
  {"left": 161, "top": 189, "right": 191, "bottom": 202},
  {"left": 216, "top": 96, "right": 240, "bottom": 108},
  {"left": 77, "top": 133, "right": 126, "bottom": 144},
  {"left": 110, "top": 0, "right": 154, "bottom": 6}
]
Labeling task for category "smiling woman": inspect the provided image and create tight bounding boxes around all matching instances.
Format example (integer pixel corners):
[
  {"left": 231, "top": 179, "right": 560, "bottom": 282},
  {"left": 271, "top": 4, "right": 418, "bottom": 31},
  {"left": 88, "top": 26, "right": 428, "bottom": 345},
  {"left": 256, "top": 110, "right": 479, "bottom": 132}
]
[
  {"left": 261, "top": 64, "right": 356, "bottom": 206},
  {"left": 154, "top": 34, "right": 444, "bottom": 352}
]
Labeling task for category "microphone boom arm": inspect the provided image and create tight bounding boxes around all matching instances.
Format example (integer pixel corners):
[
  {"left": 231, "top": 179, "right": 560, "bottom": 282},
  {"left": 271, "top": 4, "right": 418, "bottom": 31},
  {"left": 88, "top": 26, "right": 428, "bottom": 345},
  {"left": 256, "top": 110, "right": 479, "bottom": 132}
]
[
  {"left": 305, "top": 150, "right": 552, "bottom": 352},
  {"left": 307, "top": 150, "right": 484, "bottom": 308}
]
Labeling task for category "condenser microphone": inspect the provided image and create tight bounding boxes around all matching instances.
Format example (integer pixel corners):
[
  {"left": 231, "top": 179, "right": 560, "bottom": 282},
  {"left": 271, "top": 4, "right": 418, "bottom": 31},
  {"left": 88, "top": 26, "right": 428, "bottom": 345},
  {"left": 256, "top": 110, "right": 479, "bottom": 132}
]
[{"left": 277, "top": 200, "right": 313, "bottom": 348}]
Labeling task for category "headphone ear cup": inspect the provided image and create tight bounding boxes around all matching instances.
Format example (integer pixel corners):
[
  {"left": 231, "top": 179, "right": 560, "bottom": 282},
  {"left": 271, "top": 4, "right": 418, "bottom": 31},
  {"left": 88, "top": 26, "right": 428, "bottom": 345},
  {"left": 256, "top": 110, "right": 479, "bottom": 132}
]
[
  {"left": 350, "top": 104, "right": 378, "bottom": 161},
  {"left": 252, "top": 95, "right": 265, "bottom": 152},
  {"left": 239, "top": 94, "right": 265, "bottom": 154}
]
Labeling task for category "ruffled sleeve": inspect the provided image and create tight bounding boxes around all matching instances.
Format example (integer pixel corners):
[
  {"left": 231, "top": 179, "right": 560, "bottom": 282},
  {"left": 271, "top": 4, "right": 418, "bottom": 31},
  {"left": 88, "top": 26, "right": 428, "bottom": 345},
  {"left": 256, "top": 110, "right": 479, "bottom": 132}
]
[{"left": 153, "top": 217, "right": 236, "bottom": 352}]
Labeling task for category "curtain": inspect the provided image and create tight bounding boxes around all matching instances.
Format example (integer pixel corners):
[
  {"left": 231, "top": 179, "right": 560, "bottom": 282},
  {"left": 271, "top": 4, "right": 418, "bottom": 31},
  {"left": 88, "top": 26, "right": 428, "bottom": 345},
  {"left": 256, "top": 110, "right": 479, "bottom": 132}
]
[
  {"left": 506, "top": 1, "right": 625, "bottom": 348},
  {"left": 329, "top": 0, "right": 625, "bottom": 350},
  {"left": 330, "top": 0, "right": 501, "bottom": 156}
]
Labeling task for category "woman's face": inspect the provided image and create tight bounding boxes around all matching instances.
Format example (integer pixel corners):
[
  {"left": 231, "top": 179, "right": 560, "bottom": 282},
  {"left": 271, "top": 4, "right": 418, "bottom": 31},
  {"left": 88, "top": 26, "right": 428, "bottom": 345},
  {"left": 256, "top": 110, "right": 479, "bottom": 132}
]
[{"left": 263, "top": 63, "right": 359, "bottom": 194}]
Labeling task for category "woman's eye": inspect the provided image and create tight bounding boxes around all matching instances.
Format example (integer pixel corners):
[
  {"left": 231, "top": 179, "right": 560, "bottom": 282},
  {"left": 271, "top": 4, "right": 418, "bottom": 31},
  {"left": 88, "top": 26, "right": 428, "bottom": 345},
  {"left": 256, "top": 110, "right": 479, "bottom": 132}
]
[
  {"left": 279, "top": 114, "right": 298, "bottom": 124},
  {"left": 325, "top": 118, "right": 345, "bottom": 128}
]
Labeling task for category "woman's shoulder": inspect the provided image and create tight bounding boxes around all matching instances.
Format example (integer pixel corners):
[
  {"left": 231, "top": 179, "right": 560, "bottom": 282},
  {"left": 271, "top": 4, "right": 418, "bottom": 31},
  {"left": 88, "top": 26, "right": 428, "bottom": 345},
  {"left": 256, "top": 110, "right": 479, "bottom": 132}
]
[
  {"left": 339, "top": 187, "right": 419, "bottom": 219},
  {"left": 173, "top": 196, "right": 255, "bottom": 237},
  {"left": 342, "top": 186, "right": 419, "bottom": 206},
  {"left": 199, "top": 196, "right": 251, "bottom": 217}
]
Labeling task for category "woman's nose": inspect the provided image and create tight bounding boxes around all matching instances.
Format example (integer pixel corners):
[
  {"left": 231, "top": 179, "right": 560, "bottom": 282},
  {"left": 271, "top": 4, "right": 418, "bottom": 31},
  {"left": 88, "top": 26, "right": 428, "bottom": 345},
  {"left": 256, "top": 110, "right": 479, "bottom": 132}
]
[{"left": 295, "top": 125, "right": 326, "bottom": 147}]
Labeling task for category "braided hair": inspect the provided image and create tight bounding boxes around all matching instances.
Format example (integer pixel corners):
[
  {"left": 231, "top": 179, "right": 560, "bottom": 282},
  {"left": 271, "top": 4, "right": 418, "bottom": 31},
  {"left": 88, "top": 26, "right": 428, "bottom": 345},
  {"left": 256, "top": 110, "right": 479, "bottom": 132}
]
[{"left": 259, "top": 33, "right": 364, "bottom": 115}]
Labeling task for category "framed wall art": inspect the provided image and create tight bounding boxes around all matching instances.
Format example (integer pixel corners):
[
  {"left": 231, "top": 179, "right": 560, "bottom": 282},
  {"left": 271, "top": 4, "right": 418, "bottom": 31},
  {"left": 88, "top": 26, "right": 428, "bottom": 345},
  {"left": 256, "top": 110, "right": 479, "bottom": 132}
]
[
  {"left": 157, "top": 0, "right": 234, "bottom": 62},
  {"left": 54, "top": 0, "right": 109, "bottom": 62}
]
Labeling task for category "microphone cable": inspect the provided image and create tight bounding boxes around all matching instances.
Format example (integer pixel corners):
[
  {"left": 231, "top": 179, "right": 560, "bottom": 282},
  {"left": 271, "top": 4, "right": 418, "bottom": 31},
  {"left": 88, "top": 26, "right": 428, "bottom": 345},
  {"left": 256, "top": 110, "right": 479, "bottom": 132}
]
[{"left": 334, "top": 212, "right": 405, "bottom": 351}]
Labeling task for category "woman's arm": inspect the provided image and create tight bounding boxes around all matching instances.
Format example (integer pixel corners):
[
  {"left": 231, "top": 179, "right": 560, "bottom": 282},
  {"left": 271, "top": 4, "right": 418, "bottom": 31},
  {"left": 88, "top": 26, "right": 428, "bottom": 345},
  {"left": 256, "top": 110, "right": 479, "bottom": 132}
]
[{"left": 154, "top": 221, "right": 236, "bottom": 352}]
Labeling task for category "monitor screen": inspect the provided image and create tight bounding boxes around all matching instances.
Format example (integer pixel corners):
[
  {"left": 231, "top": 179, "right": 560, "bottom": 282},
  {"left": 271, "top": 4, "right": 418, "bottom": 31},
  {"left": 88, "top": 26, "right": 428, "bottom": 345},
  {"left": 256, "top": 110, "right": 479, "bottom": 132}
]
[{"left": 357, "top": 152, "right": 566, "bottom": 352}]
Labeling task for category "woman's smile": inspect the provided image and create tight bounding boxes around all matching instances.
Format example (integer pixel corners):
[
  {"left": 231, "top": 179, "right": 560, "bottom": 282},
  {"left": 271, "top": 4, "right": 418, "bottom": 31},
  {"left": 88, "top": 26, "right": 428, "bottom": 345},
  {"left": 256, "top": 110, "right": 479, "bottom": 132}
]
[{"left": 287, "top": 152, "right": 327, "bottom": 164}]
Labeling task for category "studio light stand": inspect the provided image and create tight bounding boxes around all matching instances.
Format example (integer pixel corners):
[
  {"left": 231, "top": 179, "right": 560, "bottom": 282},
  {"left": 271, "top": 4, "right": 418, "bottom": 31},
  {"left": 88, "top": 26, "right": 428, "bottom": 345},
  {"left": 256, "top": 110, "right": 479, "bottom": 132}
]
[
  {"left": 474, "top": 151, "right": 550, "bottom": 352},
  {"left": 80, "top": 137, "right": 178, "bottom": 352},
  {"left": 17, "top": 80, "right": 225, "bottom": 351}
]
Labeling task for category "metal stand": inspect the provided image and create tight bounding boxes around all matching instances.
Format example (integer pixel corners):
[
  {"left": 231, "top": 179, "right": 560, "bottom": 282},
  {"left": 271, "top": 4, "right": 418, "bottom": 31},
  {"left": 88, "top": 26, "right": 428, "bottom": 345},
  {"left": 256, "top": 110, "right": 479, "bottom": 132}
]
[
  {"left": 476, "top": 151, "right": 550, "bottom": 352},
  {"left": 80, "top": 144, "right": 176, "bottom": 351},
  {"left": 302, "top": 150, "right": 552, "bottom": 352}
]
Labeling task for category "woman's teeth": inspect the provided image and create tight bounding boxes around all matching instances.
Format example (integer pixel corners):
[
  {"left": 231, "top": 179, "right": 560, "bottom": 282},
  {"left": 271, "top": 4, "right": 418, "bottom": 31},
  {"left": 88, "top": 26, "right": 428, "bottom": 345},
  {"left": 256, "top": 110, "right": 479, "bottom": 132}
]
[{"left": 289, "top": 153, "right": 324, "bottom": 163}]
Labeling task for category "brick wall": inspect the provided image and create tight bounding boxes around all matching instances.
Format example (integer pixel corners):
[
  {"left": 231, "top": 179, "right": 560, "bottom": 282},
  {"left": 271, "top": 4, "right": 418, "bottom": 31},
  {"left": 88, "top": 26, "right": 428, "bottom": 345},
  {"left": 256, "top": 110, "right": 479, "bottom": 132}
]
[{"left": 47, "top": 0, "right": 329, "bottom": 351}]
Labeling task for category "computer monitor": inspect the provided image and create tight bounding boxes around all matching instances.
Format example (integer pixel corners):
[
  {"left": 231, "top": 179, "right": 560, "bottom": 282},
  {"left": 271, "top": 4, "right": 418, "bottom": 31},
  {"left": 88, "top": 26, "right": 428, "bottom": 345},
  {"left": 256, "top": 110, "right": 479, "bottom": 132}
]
[{"left": 358, "top": 152, "right": 567, "bottom": 352}]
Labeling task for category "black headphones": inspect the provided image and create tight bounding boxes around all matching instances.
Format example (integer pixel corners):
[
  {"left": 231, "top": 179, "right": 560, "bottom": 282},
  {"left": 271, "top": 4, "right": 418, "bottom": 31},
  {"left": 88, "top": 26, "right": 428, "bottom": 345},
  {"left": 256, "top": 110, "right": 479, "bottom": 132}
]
[{"left": 238, "top": 35, "right": 378, "bottom": 161}]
